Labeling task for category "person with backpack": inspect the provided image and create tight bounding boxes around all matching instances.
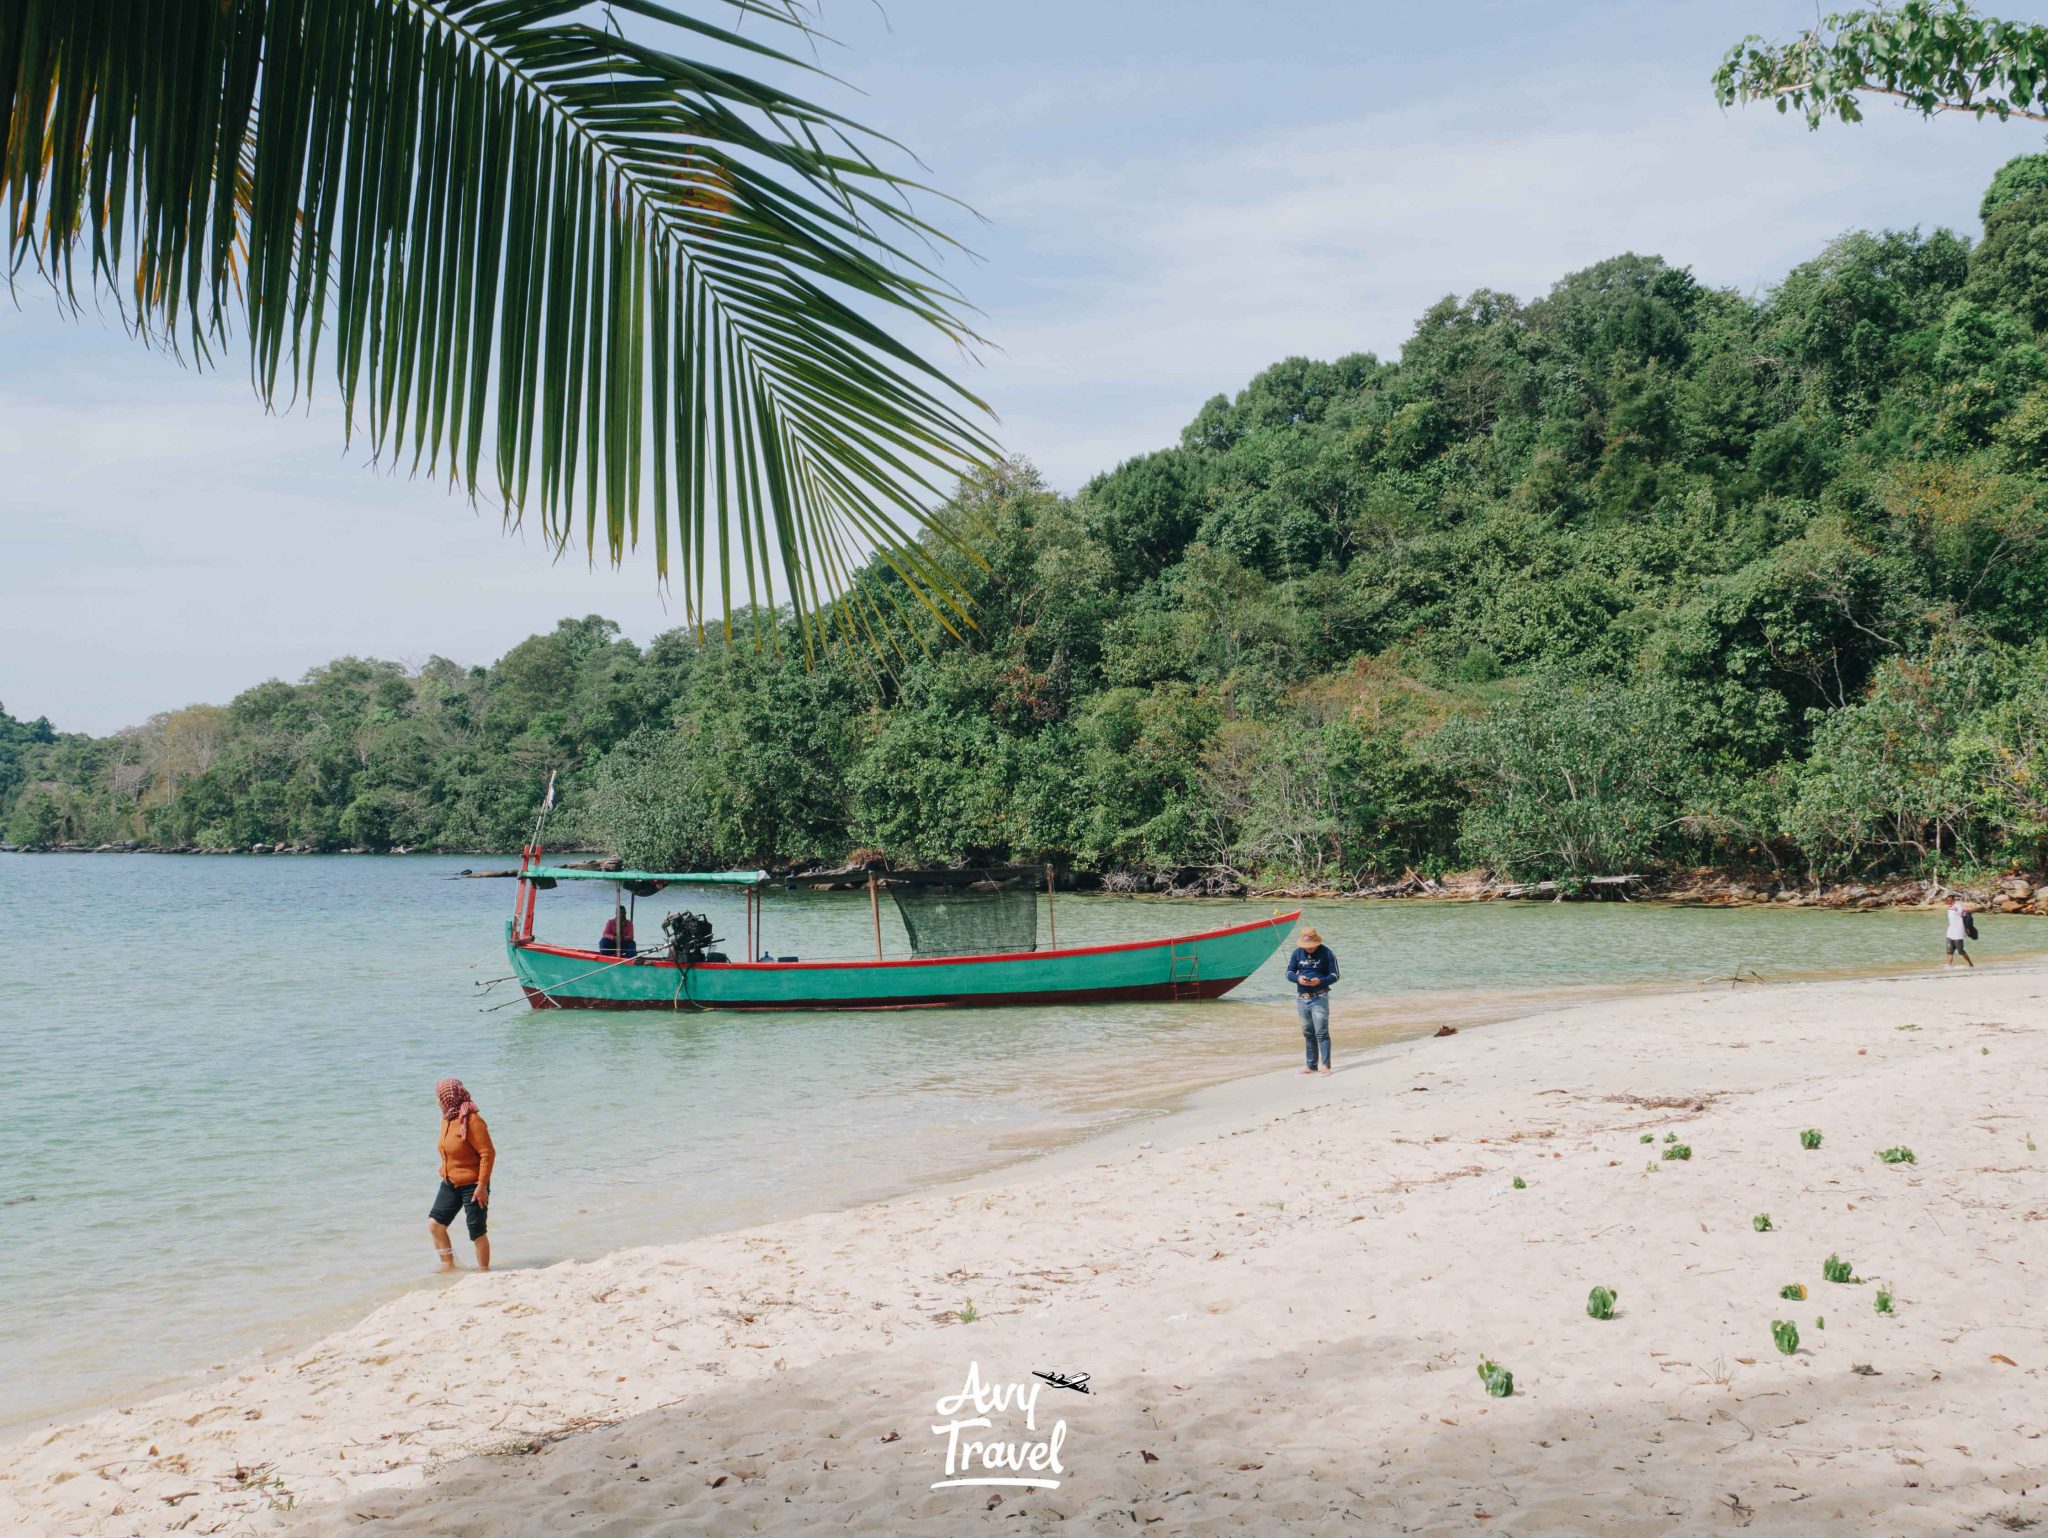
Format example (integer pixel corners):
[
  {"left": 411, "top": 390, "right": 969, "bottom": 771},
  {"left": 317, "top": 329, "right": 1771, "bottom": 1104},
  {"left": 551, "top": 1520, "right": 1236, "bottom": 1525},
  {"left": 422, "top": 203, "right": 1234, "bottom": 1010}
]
[{"left": 1945, "top": 897, "right": 1978, "bottom": 968}]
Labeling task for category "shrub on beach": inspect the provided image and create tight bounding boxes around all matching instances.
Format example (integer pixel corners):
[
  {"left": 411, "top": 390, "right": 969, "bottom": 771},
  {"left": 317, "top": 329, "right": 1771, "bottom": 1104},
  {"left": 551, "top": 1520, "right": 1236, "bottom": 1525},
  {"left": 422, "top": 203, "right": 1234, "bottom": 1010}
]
[
  {"left": 1772, "top": 1319, "right": 1800, "bottom": 1355},
  {"left": 1586, "top": 1286, "right": 1617, "bottom": 1320},
  {"left": 1753, "top": 1213, "right": 1773, "bottom": 1231},
  {"left": 1800, "top": 1129, "right": 1823, "bottom": 1149},
  {"left": 1477, "top": 1358, "right": 1515, "bottom": 1397}
]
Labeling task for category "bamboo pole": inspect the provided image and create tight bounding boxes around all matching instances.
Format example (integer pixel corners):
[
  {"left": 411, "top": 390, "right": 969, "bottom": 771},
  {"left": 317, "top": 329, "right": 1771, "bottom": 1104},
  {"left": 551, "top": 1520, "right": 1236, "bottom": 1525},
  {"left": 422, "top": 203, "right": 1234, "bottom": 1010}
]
[
  {"left": 868, "top": 872, "right": 883, "bottom": 960},
  {"left": 1045, "top": 862, "right": 1058, "bottom": 950}
]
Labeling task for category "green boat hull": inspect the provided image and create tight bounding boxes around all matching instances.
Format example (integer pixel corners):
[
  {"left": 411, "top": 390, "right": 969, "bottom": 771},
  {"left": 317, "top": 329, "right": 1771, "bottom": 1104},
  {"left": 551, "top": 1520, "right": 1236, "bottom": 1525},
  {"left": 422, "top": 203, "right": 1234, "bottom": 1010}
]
[{"left": 507, "top": 910, "right": 1300, "bottom": 1012}]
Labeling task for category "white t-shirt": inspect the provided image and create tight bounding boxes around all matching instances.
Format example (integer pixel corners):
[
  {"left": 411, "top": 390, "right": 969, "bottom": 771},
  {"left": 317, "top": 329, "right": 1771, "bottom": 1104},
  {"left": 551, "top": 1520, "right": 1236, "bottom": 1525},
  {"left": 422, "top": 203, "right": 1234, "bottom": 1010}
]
[{"left": 1947, "top": 905, "right": 1968, "bottom": 941}]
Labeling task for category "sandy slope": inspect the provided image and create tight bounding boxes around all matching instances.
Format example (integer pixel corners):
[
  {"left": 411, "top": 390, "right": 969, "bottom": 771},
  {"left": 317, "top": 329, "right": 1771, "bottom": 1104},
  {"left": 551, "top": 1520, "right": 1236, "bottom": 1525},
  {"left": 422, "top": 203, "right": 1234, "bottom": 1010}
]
[{"left": 5, "top": 962, "right": 2048, "bottom": 1536}]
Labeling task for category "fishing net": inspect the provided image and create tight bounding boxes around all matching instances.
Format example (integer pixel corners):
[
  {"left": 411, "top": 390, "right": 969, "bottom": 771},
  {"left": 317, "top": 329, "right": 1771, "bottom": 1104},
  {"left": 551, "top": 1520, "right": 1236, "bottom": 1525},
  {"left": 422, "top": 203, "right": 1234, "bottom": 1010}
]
[{"left": 890, "top": 878, "right": 1039, "bottom": 958}]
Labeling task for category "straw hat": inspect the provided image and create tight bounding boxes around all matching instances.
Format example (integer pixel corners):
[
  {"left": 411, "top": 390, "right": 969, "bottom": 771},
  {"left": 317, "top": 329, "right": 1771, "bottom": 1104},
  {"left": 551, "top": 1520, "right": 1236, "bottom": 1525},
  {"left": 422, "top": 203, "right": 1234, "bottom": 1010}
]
[{"left": 1300, "top": 926, "right": 1323, "bottom": 944}]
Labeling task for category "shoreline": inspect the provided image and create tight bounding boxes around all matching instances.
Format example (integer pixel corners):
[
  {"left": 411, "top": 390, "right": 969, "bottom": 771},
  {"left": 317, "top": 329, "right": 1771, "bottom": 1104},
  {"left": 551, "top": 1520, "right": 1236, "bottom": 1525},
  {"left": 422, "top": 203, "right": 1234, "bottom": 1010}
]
[
  {"left": 0, "top": 969, "right": 1676, "bottom": 1446},
  {"left": 8, "top": 847, "right": 2048, "bottom": 917},
  {"left": 8, "top": 942, "right": 2027, "bottom": 1447},
  {"left": 8, "top": 955, "right": 2048, "bottom": 1534}
]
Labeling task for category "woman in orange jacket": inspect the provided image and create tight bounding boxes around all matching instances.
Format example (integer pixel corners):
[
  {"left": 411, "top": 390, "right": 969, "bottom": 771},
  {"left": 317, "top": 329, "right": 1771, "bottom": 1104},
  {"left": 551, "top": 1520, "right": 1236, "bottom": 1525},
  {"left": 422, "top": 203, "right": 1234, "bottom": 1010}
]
[{"left": 428, "top": 1077, "right": 495, "bottom": 1271}]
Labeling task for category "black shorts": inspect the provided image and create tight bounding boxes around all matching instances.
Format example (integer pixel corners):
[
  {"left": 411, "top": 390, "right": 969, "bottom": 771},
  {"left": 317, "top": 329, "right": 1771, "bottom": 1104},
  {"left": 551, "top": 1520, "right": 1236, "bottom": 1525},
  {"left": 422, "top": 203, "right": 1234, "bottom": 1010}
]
[
  {"left": 429, "top": 1179, "right": 488, "bottom": 1240},
  {"left": 1947, "top": 938, "right": 1970, "bottom": 955}
]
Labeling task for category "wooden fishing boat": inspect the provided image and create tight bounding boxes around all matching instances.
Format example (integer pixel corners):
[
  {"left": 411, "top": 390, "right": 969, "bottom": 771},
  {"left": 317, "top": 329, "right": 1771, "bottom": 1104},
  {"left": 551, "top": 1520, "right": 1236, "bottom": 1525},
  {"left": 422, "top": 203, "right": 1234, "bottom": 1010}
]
[{"left": 505, "top": 850, "right": 1298, "bottom": 1012}]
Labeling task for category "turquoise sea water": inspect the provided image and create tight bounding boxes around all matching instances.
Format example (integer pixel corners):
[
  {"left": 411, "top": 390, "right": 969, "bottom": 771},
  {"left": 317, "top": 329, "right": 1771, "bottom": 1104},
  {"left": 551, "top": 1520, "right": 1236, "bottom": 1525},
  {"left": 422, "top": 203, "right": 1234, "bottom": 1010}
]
[{"left": 1, "top": 852, "right": 2039, "bottom": 1431}]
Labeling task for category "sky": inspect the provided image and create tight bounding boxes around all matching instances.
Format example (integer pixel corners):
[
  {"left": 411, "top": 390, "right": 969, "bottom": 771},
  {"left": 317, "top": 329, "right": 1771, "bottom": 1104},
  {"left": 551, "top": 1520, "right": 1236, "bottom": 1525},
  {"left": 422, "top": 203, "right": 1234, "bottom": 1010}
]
[{"left": 4, "top": 0, "right": 2045, "bottom": 735}]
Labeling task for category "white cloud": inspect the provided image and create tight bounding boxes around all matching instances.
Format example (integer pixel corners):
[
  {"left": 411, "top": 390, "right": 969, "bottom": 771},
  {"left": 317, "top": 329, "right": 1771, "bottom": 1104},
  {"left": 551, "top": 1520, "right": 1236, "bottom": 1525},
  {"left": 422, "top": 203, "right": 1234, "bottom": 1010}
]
[
  {"left": 2, "top": 25, "right": 2036, "bottom": 730},
  {"left": 967, "top": 75, "right": 2023, "bottom": 489}
]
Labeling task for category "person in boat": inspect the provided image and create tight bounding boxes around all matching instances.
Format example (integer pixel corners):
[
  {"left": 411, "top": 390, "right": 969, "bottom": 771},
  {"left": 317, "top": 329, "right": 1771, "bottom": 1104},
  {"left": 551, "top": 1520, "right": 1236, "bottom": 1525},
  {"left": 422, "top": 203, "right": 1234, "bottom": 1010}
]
[
  {"left": 428, "top": 1077, "right": 494, "bottom": 1272},
  {"left": 1286, "top": 927, "right": 1339, "bottom": 1076},
  {"left": 598, "top": 914, "right": 637, "bottom": 957}
]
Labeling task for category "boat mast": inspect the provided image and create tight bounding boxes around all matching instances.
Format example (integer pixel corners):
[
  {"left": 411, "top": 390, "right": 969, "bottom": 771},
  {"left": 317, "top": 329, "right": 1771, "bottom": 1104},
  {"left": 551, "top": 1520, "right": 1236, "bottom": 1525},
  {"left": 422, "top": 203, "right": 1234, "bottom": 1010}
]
[
  {"left": 1045, "top": 863, "right": 1058, "bottom": 950},
  {"left": 868, "top": 872, "right": 883, "bottom": 960},
  {"left": 515, "top": 770, "right": 558, "bottom": 944}
]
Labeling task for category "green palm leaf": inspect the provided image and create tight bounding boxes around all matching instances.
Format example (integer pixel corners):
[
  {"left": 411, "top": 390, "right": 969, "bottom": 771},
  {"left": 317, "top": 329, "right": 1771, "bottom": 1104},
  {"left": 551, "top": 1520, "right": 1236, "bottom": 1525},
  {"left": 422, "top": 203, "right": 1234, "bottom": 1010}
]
[{"left": 0, "top": 0, "right": 999, "bottom": 648}]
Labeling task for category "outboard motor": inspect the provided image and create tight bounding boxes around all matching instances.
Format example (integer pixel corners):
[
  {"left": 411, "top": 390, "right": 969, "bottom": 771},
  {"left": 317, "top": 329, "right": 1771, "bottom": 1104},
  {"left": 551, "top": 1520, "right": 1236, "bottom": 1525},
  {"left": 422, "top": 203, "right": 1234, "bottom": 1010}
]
[{"left": 662, "top": 910, "right": 717, "bottom": 964}]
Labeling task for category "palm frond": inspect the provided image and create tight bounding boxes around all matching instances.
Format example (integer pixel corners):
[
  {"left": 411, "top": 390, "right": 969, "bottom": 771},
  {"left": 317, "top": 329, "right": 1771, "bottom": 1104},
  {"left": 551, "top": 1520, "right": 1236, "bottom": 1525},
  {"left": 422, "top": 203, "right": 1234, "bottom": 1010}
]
[{"left": 0, "top": 0, "right": 1000, "bottom": 647}]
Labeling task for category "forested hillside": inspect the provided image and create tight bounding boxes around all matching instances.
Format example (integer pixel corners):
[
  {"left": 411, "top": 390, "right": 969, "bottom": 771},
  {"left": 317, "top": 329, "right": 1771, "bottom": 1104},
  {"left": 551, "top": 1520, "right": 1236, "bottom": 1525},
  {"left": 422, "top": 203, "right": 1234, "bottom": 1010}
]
[{"left": 11, "top": 157, "right": 2048, "bottom": 889}]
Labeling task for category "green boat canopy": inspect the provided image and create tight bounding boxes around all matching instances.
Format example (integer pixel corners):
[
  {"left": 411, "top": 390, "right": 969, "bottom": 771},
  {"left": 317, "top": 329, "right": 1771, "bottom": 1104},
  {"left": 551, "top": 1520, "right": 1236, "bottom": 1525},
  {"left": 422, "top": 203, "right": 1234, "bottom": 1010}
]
[{"left": 525, "top": 866, "right": 767, "bottom": 885}]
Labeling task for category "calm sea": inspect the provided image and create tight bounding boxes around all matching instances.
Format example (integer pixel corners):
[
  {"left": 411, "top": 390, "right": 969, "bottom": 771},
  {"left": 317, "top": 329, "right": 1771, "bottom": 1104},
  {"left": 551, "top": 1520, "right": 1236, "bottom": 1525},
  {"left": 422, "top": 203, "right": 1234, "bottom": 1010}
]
[{"left": 1, "top": 852, "right": 2036, "bottom": 1430}]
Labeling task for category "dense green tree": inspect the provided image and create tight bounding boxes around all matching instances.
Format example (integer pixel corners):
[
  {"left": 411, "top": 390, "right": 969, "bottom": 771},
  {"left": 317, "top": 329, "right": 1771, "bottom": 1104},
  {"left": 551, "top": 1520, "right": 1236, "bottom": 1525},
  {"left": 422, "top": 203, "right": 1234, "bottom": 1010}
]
[
  {"left": 1436, "top": 678, "right": 1691, "bottom": 883},
  {"left": 16, "top": 157, "right": 2048, "bottom": 888}
]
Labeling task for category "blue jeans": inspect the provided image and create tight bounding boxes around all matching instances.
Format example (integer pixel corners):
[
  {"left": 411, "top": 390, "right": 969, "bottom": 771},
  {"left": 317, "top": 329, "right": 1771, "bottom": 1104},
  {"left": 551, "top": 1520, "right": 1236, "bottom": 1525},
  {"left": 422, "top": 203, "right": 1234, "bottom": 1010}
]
[{"left": 1297, "top": 994, "right": 1330, "bottom": 1068}]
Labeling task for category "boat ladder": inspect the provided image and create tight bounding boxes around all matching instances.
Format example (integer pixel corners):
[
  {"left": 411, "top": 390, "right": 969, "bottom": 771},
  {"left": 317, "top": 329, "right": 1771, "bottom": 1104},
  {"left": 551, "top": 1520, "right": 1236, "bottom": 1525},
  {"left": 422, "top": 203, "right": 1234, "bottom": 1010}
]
[{"left": 1167, "top": 943, "right": 1201, "bottom": 1000}]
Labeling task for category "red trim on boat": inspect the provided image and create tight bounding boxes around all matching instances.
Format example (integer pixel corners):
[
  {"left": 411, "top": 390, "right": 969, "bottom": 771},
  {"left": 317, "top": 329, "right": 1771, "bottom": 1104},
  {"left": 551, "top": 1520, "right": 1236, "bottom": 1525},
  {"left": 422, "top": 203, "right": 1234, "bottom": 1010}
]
[
  {"left": 518, "top": 974, "right": 1252, "bottom": 1012},
  {"left": 514, "top": 909, "right": 1303, "bottom": 973}
]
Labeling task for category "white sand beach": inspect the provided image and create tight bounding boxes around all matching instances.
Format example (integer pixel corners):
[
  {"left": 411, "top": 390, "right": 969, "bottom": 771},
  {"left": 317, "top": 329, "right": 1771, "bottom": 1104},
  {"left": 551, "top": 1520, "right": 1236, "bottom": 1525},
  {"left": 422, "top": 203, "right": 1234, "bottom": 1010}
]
[{"left": 6, "top": 961, "right": 2047, "bottom": 1536}]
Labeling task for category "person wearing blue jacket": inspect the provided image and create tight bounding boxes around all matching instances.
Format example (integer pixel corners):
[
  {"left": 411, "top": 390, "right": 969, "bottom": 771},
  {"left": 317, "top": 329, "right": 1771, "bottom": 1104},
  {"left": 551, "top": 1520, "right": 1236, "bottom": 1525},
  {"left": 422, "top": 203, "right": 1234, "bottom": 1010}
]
[{"left": 1285, "top": 926, "right": 1339, "bottom": 1074}]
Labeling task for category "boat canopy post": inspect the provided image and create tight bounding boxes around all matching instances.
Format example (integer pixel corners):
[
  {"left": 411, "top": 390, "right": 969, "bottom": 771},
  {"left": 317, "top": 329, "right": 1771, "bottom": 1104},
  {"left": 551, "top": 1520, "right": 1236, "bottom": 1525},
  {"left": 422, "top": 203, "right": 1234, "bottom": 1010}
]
[
  {"left": 868, "top": 872, "right": 883, "bottom": 960},
  {"left": 514, "top": 844, "right": 541, "bottom": 943},
  {"left": 1045, "top": 863, "right": 1058, "bottom": 950}
]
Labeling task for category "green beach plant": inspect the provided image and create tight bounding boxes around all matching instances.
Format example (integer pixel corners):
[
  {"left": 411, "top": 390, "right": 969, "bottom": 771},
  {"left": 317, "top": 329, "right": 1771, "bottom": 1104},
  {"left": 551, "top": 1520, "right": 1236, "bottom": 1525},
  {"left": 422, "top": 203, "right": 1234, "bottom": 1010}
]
[
  {"left": 1662, "top": 1143, "right": 1692, "bottom": 1161},
  {"left": 1586, "top": 1286, "right": 1618, "bottom": 1320},
  {"left": 1512, "top": 1176, "right": 1527, "bottom": 1189},
  {"left": 1664, "top": 1131, "right": 1679, "bottom": 1143},
  {"left": 1477, "top": 1357, "right": 1515, "bottom": 1397},
  {"left": 1822, "top": 1254, "right": 1856, "bottom": 1284},
  {"left": 1753, "top": 1213, "right": 1774, "bottom": 1232},
  {"left": 1877, "top": 1146, "right": 1917, "bottom": 1164},
  {"left": 0, "top": 0, "right": 1001, "bottom": 653},
  {"left": 1815, "top": 1315, "right": 1825, "bottom": 1329},
  {"left": 1801, "top": 1129, "right": 1824, "bottom": 1150},
  {"left": 1640, "top": 1133, "right": 1655, "bottom": 1144},
  {"left": 1772, "top": 1319, "right": 1800, "bottom": 1355},
  {"left": 1876, "top": 1287, "right": 1895, "bottom": 1314},
  {"left": 1780, "top": 1282, "right": 1808, "bottom": 1300},
  {"left": 957, "top": 1298, "right": 979, "bottom": 1324}
]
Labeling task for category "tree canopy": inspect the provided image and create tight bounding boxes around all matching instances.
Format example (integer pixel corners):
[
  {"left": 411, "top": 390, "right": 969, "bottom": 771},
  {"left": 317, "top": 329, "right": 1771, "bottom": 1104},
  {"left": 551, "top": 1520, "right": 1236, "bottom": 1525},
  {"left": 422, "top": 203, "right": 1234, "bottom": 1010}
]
[
  {"left": 0, "top": 0, "right": 997, "bottom": 649},
  {"left": 1715, "top": 0, "right": 2048, "bottom": 128},
  {"left": 13, "top": 159, "right": 2048, "bottom": 888}
]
